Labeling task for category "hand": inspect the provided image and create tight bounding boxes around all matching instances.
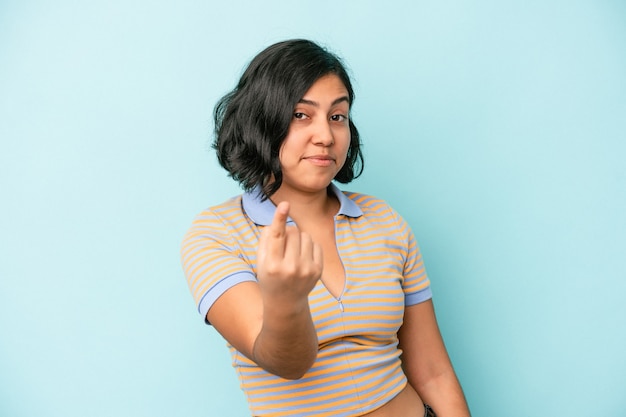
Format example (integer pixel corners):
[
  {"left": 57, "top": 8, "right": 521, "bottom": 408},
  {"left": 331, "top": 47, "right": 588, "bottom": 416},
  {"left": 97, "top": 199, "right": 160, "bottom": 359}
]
[{"left": 256, "top": 202, "right": 323, "bottom": 302}]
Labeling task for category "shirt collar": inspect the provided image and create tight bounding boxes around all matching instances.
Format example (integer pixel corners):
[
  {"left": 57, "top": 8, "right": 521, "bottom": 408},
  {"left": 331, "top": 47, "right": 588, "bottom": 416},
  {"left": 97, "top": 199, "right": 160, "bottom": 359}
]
[{"left": 242, "top": 183, "right": 363, "bottom": 226}]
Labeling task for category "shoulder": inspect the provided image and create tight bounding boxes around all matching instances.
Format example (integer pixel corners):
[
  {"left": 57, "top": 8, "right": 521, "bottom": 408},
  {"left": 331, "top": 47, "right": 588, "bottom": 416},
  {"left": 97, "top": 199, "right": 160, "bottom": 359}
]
[
  {"left": 342, "top": 190, "right": 386, "bottom": 206},
  {"left": 199, "top": 195, "right": 243, "bottom": 217},
  {"left": 338, "top": 190, "right": 415, "bottom": 240},
  {"left": 190, "top": 195, "right": 244, "bottom": 224},
  {"left": 183, "top": 195, "right": 247, "bottom": 241},
  {"left": 341, "top": 190, "right": 399, "bottom": 218}
]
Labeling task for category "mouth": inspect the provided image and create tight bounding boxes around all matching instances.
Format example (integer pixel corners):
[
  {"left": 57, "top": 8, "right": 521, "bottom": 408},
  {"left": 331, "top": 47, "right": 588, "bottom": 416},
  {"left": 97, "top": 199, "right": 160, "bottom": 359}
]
[
  {"left": 304, "top": 154, "right": 335, "bottom": 161},
  {"left": 303, "top": 155, "right": 335, "bottom": 166}
]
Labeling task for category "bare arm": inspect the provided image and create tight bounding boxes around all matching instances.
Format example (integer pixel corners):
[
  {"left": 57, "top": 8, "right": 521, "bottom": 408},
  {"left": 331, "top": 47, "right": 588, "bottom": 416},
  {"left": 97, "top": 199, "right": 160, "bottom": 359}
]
[
  {"left": 398, "top": 300, "right": 471, "bottom": 416},
  {"left": 207, "top": 202, "right": 321, "bottom": 379}
]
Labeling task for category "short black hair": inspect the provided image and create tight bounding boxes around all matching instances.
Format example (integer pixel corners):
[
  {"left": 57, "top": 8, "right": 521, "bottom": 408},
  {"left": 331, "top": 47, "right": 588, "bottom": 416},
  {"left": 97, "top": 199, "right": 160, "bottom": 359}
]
[{"left": 213, "top": 39, "right": 364, "bottom": 198}]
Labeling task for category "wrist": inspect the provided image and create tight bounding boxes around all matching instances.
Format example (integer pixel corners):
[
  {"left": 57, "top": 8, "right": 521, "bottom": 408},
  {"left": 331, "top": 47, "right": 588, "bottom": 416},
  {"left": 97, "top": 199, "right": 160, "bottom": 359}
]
[{"left": 262, "top": 293, "right": 311, "bottom": 320}]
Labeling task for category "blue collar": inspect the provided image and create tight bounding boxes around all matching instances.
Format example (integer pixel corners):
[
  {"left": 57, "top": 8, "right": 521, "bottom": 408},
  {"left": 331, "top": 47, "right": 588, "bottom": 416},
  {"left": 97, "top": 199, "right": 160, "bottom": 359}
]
[{"left": 242, "top": 183, "right": 363, "bottom": 226}]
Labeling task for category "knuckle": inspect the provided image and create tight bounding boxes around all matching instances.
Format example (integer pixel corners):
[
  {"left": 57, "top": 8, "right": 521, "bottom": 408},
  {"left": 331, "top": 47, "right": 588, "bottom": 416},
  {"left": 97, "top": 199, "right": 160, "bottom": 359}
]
[
  {"left": 302, "top": 262, "right": 321, "bottom": 279},
  {"left": 263, "top": 260, "right": 281, "bottom": 275},
  {"left": 283, "top": 263, "right": 298, "bottom": 277}
]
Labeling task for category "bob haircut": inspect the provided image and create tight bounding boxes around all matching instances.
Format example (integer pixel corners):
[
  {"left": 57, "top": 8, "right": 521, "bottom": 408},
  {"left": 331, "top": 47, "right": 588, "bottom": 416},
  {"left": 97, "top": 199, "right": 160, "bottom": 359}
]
[{"left": 213, "top": 39, "right": 364, "bottom": 199}]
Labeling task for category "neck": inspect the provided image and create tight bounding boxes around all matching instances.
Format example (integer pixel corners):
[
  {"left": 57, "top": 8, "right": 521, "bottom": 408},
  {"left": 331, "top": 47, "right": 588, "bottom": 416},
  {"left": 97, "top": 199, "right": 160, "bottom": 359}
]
[{"left": 270, "top": 186, "right": 338, "bottom": 223}]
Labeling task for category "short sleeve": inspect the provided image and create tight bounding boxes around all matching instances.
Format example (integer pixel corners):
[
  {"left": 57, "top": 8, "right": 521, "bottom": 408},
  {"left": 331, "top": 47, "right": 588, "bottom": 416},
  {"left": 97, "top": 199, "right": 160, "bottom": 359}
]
[
  {"left": 180, "top": 207, "right": 257, "bottom": 323},
  {"left": 393, "top": 210, "right": 432, "bottom": 306}
]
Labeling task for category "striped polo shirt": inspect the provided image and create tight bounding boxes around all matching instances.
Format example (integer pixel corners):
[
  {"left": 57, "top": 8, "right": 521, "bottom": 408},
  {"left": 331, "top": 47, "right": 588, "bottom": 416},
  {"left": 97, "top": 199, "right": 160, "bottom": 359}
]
[{"left": 181, "top": 183, "right": 432, "bottom": 416}]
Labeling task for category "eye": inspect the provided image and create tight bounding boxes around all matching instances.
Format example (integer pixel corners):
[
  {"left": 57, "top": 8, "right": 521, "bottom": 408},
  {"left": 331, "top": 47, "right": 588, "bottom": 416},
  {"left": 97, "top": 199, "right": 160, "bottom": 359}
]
[
  {"left": 293, "top": 112, "right": 308, "bottom": 120},
  {"left": 330, "top": 114, "right": 348, "bottom": 122}
]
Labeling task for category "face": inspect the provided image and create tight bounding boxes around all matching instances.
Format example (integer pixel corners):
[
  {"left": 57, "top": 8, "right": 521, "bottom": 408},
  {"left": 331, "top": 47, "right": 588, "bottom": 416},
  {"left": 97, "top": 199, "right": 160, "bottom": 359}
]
[{"left": 276, "top": 74, "right": 351, "bottom": 197}]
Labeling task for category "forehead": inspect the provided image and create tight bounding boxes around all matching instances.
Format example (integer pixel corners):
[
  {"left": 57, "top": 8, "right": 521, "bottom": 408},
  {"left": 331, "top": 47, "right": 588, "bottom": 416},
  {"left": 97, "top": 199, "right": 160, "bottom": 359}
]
[{"left": 301, "top": 74, "right": 349, "bottom": 102}]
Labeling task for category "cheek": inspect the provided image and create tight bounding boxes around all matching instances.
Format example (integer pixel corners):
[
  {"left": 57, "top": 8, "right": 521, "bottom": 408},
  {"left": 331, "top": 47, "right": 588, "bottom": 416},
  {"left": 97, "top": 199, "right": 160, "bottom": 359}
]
[
  {"left": 277, "top": 139, "right": 296, "bottom": 168},
  {"left": 336, "top": 136, "right": 351, "bottom": 168},
  {"left": 278, "top": 135, "right": 293, "bottom": 158},
  {"left": 278, "top": 142, "right": 285, "bottom": 159}
]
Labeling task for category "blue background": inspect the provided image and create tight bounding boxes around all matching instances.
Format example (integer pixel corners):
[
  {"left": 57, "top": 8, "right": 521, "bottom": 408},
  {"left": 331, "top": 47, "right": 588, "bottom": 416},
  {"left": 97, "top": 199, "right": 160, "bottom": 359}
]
[{"left": 1, "top": 1, "right": 625, "bottom": 416}]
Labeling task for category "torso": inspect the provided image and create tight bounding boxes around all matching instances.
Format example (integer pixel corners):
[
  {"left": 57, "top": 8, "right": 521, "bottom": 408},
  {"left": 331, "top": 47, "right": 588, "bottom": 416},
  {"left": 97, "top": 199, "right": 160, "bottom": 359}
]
[
  {"left": 229, "top": 189, "right": 429, "bottom": 416},
  {"left": 297, "top": 200, "right": 424, "bottom": 417},
  {"left": 296, "top": 193, "right": 346, "bottom": 299},
  {"left": 312, "top": 227, "right": 345, "bottom": 298},
  {"left": 294, "top": 197, "right": 346, "bottom": 299},
  {"left": 253, "top": 385, "right": 423, "bottom": 417},
  {"left": 362, "top": 384, "right": 424, "bottom": 417},
  {"left": 298, "top": 197, "right": 424, "bottom": 417}
]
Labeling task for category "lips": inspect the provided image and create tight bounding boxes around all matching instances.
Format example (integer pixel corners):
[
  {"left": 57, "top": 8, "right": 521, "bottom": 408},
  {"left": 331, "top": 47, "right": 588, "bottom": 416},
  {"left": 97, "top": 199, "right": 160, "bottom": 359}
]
[
  {"left": 303, "top": 154, "right": 335, "bottom": 161},
  {"left": 303, "top": 154, "right": 335, "bottom": 166}
]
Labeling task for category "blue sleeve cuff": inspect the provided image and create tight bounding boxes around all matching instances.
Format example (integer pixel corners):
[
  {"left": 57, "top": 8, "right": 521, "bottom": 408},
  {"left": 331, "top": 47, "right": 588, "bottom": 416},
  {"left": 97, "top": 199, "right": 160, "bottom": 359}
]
[
  {"left": 405, "top": 286, "right": 433, "bottom": 306},
  {"left": 197, "top": 271, "right": 257, "bottom": 325}
]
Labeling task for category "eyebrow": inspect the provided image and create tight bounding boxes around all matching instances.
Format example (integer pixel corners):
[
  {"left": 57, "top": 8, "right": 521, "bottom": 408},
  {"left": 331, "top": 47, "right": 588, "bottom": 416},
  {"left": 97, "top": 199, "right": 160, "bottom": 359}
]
[{"left": 298, "top": 96, "right": 350, "bottom": 107}]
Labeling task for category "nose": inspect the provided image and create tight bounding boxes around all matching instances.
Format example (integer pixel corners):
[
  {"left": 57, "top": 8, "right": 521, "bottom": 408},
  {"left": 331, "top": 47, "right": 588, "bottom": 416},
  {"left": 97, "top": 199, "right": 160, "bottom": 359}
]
[{"left": 312, "top": 119, "right": 334, "bottom": 146}]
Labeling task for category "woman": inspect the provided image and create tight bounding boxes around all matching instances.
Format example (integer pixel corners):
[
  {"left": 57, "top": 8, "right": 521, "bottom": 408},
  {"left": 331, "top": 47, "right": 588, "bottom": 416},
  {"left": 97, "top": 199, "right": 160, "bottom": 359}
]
[{"left": 181, "top": 39, "right": 470, "bottom": 417}]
